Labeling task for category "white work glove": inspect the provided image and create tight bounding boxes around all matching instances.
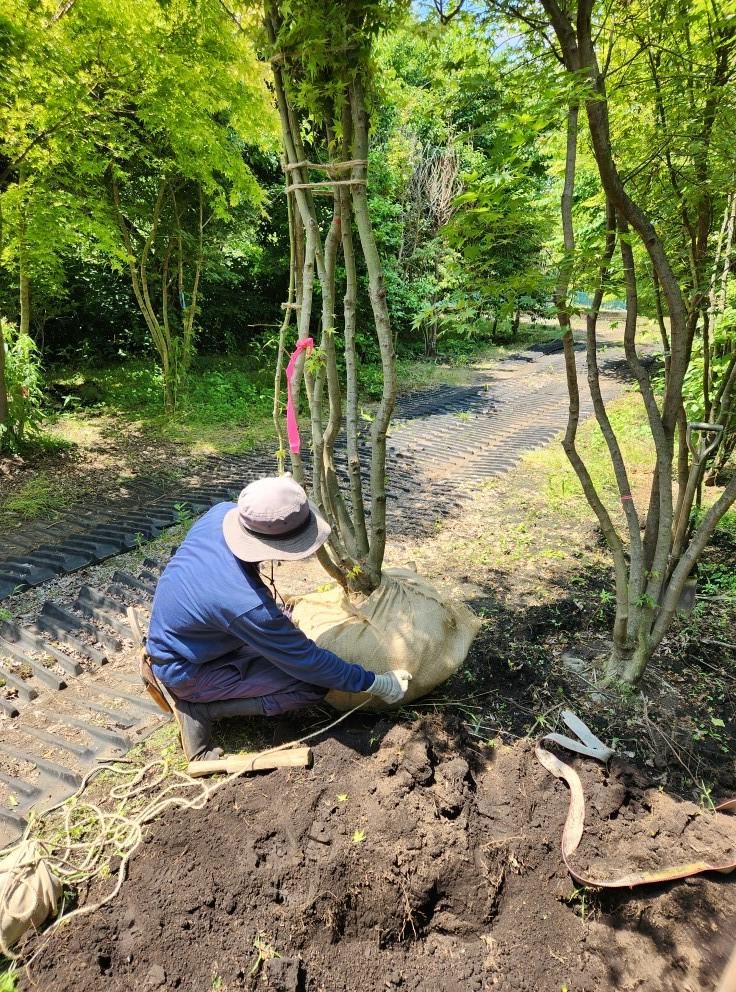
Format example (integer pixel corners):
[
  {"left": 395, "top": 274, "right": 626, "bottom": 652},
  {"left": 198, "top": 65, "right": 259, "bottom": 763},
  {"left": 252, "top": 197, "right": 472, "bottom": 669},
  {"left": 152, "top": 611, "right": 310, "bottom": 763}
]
[{"left": 369, "top": 669, "right": 412, "bottom": 705}]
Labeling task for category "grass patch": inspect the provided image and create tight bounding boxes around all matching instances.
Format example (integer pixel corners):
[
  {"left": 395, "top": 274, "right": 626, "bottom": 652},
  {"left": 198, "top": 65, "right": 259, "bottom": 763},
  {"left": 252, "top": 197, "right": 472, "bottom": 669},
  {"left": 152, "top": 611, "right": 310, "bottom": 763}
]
[
  {"left": 49, "top": 356, "right": 276, "bottom": 454},
  {"left": 698, "top": 505, "right": 736, "bottom": 541},
  {"left": 1, "top": 431, "right": 73, "bottom": 460},
  {"left": 46, "top": 324, "right": 563, "bottom": 455},
  {"left": 694, "top": 507, "right": 736, "bottom": 596},
  {"left": 521, "top": 389, "right": 734, "bottom": 578},
  {"left": 1, "top": 474, "right": 73, "bottom": 522},
  {"left": 0, "top": 967, "right": 18, "bottom": 992},
  {"left": 410, "top": 389, "right": 654, "bottom": 587},
  {"left": 391, "top": 323, "right": 562, "bottom": 397},
  {"left": 525, "top": 388, "right": 656, "bottom": 522}
]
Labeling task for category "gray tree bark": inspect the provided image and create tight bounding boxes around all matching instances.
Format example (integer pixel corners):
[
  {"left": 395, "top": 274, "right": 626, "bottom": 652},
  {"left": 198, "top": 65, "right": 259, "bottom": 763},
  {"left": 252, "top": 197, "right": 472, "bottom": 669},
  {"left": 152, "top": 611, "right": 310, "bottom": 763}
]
[{"left": 533, "top": 0, "right": 736, "bottom": 683}]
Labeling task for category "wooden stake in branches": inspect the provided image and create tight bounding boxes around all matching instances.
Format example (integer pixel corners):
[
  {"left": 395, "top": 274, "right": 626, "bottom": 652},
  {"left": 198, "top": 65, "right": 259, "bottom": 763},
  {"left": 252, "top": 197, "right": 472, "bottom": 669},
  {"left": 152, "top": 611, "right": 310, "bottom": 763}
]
[
  {"left": 273, "top": 166, "right": 298, "bottom": 475},
  {"left": 265, "top": 0, "right": 398, "bottom": 595}
]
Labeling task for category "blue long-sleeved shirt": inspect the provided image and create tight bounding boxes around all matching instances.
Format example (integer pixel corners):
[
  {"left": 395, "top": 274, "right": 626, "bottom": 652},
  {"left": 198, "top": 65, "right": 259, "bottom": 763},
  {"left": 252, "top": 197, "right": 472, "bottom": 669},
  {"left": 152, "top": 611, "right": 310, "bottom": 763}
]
[{"left": 146, "top": 502, "right": 375, "bottom": 694}]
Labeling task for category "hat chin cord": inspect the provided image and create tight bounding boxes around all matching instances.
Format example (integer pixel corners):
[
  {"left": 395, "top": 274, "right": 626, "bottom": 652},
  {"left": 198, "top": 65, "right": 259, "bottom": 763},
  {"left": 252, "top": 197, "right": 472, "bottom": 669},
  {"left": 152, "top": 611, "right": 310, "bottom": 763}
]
[{"left": 259, "top": 561, "right": 291, "bottom": 615}]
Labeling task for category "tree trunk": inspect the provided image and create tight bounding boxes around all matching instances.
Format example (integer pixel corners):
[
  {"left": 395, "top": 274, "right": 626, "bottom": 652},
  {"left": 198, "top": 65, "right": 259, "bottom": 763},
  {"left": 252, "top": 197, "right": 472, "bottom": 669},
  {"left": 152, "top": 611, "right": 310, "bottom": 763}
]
[
  {"left": 273, "top": 173, "right": 296, "bottom": 474},
  {"left": 570, "top": 0, "right": 689, "bottom": 437},
  {"left": 349, "top": 77, "right": 397, "bottom": 590},
  {"left": 339, "top": 106, "right": 369, "bottom": 557},
  {"left": 607, "top": 637, "right": 651, "bottom": 685},
  {"left": 19, "top": 266, "right": 30, "bottom": 338},
  {"left": 0, "top": 323, "right": 8, "bottom": 431},
  {"left": 19, "top": 167, "right": 31, "bottom": 339},
  {"left": 550, "top": 102, "right": 636, "bottom": 657}
]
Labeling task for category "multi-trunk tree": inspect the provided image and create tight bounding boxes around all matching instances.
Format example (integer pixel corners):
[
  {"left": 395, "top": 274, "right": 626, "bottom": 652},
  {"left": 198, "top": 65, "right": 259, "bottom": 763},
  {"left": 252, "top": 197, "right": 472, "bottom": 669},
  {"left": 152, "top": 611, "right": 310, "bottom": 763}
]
[
  {"left": 264, "top": 0, "right": 407, "bottom": 593},
  {"left": 500, "top": 0, "right": 736, "bottom": 682},
  {"left": 0, "top": 0, "right": 273, "bottom": 421}
]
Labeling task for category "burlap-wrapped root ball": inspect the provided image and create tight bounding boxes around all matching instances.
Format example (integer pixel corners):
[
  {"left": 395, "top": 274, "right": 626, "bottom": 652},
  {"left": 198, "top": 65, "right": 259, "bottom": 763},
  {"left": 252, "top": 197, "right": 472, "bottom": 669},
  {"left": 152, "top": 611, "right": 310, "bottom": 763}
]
[{"left": 292, "top": 567, "right": 481, "bottom": 710}]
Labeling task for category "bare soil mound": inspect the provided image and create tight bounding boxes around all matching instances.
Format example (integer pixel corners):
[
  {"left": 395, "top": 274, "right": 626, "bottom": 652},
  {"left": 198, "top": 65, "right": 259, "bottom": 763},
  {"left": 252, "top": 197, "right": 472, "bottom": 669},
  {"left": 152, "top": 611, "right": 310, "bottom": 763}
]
[
  {"left": 20, "top": 719, "right": 736, "bottom": 992},
  {"left": 571, "top": 757, "right": 736, "bottom": 883}
]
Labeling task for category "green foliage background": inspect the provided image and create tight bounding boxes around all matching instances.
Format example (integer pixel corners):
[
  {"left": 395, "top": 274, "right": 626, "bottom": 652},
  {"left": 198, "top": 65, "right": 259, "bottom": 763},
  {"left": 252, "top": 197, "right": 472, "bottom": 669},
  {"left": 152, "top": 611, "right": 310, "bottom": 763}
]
[{"left": 0, "top": 0, "right": 733, "bottom": 456}]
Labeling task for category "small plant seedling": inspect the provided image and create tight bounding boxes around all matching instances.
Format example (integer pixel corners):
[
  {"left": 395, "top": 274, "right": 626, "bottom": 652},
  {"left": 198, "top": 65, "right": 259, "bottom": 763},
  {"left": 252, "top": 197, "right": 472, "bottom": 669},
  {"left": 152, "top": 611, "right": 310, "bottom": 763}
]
[
  {"left": 337, "top": 793, "right": 349, "bottom": 802},
  {"left": 174, "top": 501, "right": 194, "bottom": 528},
  {"left": 211, "top": 976, "right": 224, "bottom": 991},
  {"left": 0, "top": 607, "right": 12, "bottom": 621},
  {"left": 635, "top": 592, "right": 657, "bottom": 610},
  {"left": 305, "top": 347, "right": 327, "bottom": 376},
  {"left": 697, "top": 780, "right": 716, "bottom": 812},
  {"left": 529, "top": 711, "right": 550, "bottom": 733},
  {"left": 250, "top": 934, "right": 279, "bottom": 977},
  {"left": 566, "top": 884, "right": 590, "bottom": 921},
  {"left": 134, "top": 532, "right": 145, "bottom": 551},
  {"left": 351, "top": 828, "right": 367, "bottom": 844}
]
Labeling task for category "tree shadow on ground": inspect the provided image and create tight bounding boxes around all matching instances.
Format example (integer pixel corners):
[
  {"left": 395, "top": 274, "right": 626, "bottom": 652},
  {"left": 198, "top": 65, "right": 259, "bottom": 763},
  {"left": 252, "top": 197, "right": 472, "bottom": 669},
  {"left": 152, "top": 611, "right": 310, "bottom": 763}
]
[{"left": 597, "top": 861, "right": 736, "bottom": 989}]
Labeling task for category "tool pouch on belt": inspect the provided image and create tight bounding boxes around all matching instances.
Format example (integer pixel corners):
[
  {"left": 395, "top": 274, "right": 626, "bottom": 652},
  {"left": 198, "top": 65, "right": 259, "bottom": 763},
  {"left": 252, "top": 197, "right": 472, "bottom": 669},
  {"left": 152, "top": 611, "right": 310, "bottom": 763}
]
[
  {"left": 140, "top": 655, "right": 172, "bottom": 714},
  {"left": 127, "top": 607, "right": 172, "bottom": 714}
]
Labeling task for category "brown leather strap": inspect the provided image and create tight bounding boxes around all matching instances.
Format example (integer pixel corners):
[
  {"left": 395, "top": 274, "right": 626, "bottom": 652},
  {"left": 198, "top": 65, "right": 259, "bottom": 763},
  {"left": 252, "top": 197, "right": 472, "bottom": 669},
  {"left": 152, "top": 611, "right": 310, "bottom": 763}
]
[
  {"left": 140, "top": 654, "right": 173, "bottom": 714},
  {"left": 127, "top": 605, "right": 172, "bottom": 715},
  {"left": 536, "top": 743, "right": 736, "bottom": 889}
]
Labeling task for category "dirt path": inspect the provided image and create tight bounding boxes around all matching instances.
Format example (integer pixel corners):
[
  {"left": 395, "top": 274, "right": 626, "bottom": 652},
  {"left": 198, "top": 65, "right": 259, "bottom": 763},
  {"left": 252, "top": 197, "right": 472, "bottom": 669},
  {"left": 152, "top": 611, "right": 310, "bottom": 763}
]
[{"left": 0, "top": 326, "right": 630, "bottom": 599}]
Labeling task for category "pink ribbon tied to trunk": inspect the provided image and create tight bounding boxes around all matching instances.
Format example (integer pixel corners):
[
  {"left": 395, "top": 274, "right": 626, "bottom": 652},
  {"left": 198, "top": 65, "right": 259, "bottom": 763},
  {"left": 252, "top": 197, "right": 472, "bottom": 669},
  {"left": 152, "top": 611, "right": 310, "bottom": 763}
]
[{"left": 285, "top": 337, "right": 314, "bottom": 454}]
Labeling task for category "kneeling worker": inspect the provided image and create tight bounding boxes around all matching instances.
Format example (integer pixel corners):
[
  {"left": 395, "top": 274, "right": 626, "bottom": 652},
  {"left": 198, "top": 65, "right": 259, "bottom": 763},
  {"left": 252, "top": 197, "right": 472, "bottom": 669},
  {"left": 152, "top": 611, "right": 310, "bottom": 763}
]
[{"left": 143, "top": 475, "right": 411, "bottom": 760}]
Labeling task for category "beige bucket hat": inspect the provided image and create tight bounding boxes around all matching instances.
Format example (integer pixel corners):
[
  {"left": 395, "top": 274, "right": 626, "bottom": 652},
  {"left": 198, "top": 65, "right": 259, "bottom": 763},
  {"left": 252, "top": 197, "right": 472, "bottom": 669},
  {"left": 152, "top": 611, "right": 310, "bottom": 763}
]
[{"left": 222, "top": 475, "right": 331, "bottom": 562}]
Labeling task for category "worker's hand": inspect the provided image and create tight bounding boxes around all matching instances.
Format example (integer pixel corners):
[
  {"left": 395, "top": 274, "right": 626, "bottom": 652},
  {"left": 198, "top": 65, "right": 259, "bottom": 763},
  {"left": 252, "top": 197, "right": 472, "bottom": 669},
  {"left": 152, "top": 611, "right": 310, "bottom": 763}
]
[{"left": 369, "top": 669, "right": 412, "bottom": 705}]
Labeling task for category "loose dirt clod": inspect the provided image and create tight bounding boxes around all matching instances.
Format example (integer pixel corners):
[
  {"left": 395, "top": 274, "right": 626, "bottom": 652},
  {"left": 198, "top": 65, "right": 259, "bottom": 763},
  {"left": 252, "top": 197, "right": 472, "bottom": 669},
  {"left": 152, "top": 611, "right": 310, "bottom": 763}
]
[{"left": 18, "top": 718, "right": 736, "bottom": 992}]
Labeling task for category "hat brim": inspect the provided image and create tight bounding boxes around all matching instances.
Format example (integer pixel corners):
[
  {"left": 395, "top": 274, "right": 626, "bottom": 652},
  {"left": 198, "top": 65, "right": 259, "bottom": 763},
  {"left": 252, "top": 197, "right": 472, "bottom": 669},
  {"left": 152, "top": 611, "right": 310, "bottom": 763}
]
[{"left": 222, "top": 501, "right": 331, "bottom": 562}]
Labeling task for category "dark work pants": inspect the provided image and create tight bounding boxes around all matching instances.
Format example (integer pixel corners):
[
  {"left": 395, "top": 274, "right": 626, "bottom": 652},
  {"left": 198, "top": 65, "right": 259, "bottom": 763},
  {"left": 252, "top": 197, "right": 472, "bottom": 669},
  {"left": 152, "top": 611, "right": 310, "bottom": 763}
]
[{"left": 154, "top": 646, "right": 326, "bottom": 716}]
